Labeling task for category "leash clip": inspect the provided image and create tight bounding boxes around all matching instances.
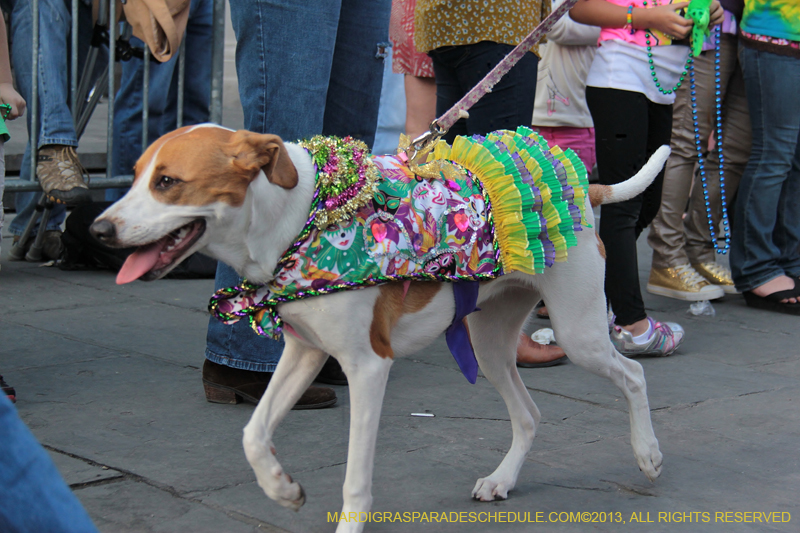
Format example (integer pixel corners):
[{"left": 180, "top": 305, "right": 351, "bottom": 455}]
[{"left": 404, "top": 120, "right": 446, "bottom": 166}]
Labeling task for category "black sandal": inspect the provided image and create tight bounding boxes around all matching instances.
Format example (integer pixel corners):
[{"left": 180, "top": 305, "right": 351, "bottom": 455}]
[{"left": 742, "top": 278, "right": 800, "bottom": 316}]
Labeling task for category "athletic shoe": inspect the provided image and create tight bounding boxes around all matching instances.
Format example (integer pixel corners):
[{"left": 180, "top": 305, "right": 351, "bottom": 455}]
[
  {"left": 693, "top": 262, "right": 738, "bottom": 294},
  {"left": 647, "top": 265, "right": 724, "bottom": 301},
  {"left": 610, "top": 317, "right": 685, "bottom": 357}
]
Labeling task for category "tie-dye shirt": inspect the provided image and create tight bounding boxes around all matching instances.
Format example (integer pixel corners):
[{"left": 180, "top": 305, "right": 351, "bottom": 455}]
[{"left": 741, "top": 0, "right": 800, "bottom": 42}]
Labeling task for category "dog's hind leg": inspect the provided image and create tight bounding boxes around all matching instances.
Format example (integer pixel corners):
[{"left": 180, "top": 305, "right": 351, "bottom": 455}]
[
  {"left": 242, "top": 335, "right": 328, "bottom": 511},
  {"left": 467, "top": 289, "right": 540, "bottom": 501},
  {"left": 540, "top": 235, "right": 663, "bottom": 481}
]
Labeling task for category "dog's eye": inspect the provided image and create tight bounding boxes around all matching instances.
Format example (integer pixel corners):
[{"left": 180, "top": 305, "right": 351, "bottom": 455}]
[{"left": 155, "top": 176, "right": 179, "bottom": 190}]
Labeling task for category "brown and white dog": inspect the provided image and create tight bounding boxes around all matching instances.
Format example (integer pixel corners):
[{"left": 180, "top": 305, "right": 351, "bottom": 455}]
[{"left": 92, "top": 124, "right": 670, "bottom": 533}]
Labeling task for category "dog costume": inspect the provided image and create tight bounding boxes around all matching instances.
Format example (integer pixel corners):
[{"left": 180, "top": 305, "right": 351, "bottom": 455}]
[{"left": 210, "top": 127, "right": 589, "bottom": 381}]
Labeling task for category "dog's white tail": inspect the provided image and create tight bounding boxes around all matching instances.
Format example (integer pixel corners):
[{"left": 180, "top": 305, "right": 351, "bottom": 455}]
[{"left": 588, "top": 145, "right": 671, "bottom": 207}]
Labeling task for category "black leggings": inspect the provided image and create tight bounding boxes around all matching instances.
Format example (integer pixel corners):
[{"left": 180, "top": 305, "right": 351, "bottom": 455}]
[{"left": 587, "top": 87, "right": 672, "bottom": 327}]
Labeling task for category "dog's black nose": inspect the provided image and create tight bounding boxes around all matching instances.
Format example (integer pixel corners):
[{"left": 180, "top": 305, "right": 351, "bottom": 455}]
[{"left": 90, "top": 219, "right": 116, "bottom": 243}]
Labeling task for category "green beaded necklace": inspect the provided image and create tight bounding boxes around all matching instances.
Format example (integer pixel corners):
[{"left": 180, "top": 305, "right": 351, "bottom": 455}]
[{"left": 642, "top": 0, "right": 691, "bottom": 95}]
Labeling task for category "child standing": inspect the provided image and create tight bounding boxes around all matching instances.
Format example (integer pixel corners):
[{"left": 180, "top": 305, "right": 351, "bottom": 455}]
[
  {"left": 646, "top": 5, "right": 748, "bottom": 302},
  {"left": 532, "top": 0, "right": 601, "bottom": 174},
  {"left": 570, "top": 0, "right": 723, "bottom": 357}
]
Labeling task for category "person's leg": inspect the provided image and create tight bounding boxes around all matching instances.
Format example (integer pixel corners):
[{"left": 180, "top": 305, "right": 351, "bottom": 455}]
[
  {"left": 8, "top": 0, "right": 68, "bottom": 236},
  {"left": 323, "top": 0, "right": 391, "bottom": 147},
  {"left": 774, "top": 132, "right": 800, "bottom": 277},
  {"left": 430, "top": 42, "right": 538, "bottom": 142},
  {"left": 588, "top": 87, "right": 652, "bottom": 328},
  {"left": 231, "top": 0, "right": 342, "bottom": 141},
  {"left": 28, "top": 0, "right": 77, "bottom": 149},
  {"left": 641, "top": 85, "right": 725, "bottom": 302},
  {"left": 457, "top": 42, "right": 538, "bottom": 138},
  {"left": 161, "top": 0, "right": 213, "bottom": 131},
  {"left": 205, "top": 0, "right": 390, "bottom": 401},
  {"left": 0, "top": 394, "right": 99, "bottom": 533},
  {"left": 588, "top": 87, "right": 684, "bottom": 355},
  {"left": 215, "top": 0, "right": 346, "bottom": 374},
  {"left": 205, "top": 0, "right": 343, "bottom": 383},
  {"left": 107, "top": 36, "right": 178, "bottom": 202},
  {"left": 403, "top": 75, "right": 436, "bottom": 139},
  {"left": 638, "top": 99, "right": 673, "bottom": 234},
  {"left": 685, "top": 35, "right": 751, "bottom": 267},
  {"left": 23, "top": 0, "right": 91, "bottom": 204},
  {"left": 428, "top": 45, "right": 470, "bottom": 140},
  {"left": 731, "top": 46, "right": 800, "bottom": 300},
  {"left": 647, "top": 49, "right": 715, "bottom": 270},
  {"left": 373, "top": 48, "right": 407, "bottom": 155}
]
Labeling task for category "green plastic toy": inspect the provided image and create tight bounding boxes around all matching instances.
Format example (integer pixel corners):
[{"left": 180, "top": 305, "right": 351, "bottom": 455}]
[
  {"left": 0, "top": 103, "right": 11, "bottom": 142},
  {"left": 686, "top": 0, "right": 712, "bottom": 57}
]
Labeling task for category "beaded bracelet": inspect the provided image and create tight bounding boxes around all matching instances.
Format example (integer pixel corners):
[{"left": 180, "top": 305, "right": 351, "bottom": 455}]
[{"left": 626, "top": 4, "right": 635, "bottom": 34}]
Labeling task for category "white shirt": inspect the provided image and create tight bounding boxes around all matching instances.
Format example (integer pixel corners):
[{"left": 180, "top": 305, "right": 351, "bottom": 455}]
[{"left": 586, "top": 40, "right": 691, "bottom": 105}]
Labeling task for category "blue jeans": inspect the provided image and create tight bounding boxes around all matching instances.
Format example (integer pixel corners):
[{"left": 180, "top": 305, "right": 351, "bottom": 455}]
[
  {"left": 428, "top": 41, "right": 539, "bottom": 143},
  {"left": 206, "top": 0, "right": 390, "bottom": 372},
  {"left": 8, "top": 0, "right": 96, "bottom": 236},
  {"left": 730, "top": 45, "right": 800, "bottom": 292},
  {"left": 106, "top": 0, "right": 213, "bottom": 201},
  {"left": 0, "top": 394, "right": 99, "bottom": 533}
]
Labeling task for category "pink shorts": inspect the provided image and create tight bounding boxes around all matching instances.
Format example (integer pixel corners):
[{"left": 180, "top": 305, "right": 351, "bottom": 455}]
[{"left": 534, "top": 126, "right": 596, "bottom": 172}]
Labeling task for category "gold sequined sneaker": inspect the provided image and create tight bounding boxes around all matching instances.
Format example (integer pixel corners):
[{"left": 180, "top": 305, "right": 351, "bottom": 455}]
[
  {"left": 647, "top": 264, "right": 725, "bottom": 301},
  {"left": 693, "top": 262, "right": 738, "bottom": 294},
  {"left": 36, "top": 145, "right": 91, "bottom": 205}
]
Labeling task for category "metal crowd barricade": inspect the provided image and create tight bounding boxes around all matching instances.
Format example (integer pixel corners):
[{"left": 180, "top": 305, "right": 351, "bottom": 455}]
[{"left": 6, "top": 0, "right": 226, "bottom": 261}]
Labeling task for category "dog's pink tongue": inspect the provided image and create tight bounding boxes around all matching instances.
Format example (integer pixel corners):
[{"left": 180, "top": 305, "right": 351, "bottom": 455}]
[{"left": 116, "top": 243, "right": 162, "bottom": 284}]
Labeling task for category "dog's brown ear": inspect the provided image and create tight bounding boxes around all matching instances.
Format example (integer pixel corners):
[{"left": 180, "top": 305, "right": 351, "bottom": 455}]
[{"left": 228, "top": 131, "right": 298, "bottom": 189}]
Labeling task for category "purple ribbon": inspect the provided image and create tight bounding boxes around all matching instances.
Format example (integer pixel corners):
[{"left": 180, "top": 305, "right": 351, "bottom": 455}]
[{"left": 446, "top": 281, "right": 481, "bottom": 384}]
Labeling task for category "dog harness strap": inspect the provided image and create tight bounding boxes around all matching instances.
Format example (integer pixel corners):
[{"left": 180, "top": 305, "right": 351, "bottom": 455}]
[
  {"left": 445, "top": 282, "right": 481, "bottom": 384},
  {"left": 434, "top": 0, "right": 579, "bottom": 132}
]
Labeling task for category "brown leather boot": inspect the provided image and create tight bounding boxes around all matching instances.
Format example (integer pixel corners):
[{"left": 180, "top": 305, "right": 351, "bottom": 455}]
[
  {"left": 202, "top": 360, "right": 336, "bottom": 409},
  {"left": 516, "top": 333, "right": 567, "bottom": 368}
]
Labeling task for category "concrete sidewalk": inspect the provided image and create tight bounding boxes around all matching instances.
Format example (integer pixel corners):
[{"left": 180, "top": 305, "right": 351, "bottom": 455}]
[
  {"left": 2, "top": 7, "right": 798, "bottom": 530},
  {"left": 0, "top": 232, "right": 797, "bottom": 533}
]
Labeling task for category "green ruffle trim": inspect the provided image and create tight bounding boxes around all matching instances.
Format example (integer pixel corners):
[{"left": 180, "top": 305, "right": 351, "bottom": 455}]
[{"left": 427, "top": 128, "right": 590, "bottom": 274}]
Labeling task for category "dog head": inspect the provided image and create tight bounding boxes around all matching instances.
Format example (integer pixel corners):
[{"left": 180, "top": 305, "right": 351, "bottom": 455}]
[{"left": 91, "top": 125, "right": 298, "bottom": 284}]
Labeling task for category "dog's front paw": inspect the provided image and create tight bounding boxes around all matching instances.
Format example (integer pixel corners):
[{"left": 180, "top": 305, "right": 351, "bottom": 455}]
[
  {"left": 472, "top": 477, "right": 512, "bottom": 502},
  {"left": 254, "top": 464, "right": 306, "bottom": 511}
]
